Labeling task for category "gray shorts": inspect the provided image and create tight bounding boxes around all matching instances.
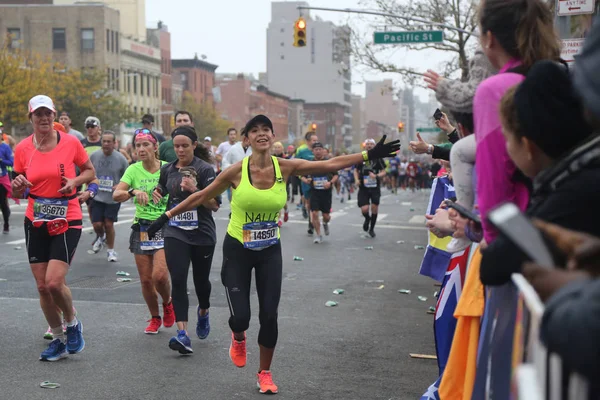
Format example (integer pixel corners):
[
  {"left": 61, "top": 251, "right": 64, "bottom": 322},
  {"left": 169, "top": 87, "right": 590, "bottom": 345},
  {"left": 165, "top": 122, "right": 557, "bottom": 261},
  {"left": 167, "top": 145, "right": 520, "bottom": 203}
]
[{"left": 129, "top": 227, "right": 165, "bottom": 256}]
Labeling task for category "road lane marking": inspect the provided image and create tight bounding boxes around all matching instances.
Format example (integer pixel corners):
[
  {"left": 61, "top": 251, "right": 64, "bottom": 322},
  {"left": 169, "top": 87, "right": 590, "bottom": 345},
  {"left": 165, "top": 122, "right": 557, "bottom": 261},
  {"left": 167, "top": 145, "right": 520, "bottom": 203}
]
[{"left": 349, "top": 223, "right": 427, "bottom": 231}]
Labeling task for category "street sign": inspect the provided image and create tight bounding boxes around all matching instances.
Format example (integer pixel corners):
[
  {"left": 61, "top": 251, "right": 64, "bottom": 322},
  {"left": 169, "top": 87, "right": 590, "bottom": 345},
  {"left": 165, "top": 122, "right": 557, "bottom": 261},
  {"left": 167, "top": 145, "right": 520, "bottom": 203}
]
[
  {"left": 560, "top": 38, "right": 585, "bottom": 63},
  {"left": 374, "top": 31, "right": 443, "bottom": 44},
  {"left": 416, "top": 127, "right": 441, "bottom": 133},
  {"left": 557, "top": 0, "right": 595, "bottom": 16}
]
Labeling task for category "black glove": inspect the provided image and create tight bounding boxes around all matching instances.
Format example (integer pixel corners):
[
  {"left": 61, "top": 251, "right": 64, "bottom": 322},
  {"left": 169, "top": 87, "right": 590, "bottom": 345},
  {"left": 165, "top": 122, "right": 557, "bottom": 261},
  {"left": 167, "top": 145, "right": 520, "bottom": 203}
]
[
  {"left": 367, "top": 135, "right": 401, "bottom": 160},
  {"left": 147, "top": 213, "right": 169, "bottom": 239}
]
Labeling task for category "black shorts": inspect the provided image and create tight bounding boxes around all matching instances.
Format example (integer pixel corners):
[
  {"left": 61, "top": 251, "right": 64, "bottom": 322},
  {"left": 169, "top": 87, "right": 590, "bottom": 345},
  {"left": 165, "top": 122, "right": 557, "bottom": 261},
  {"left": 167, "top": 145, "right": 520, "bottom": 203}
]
[
  {"left": 91, "top": 200, "right": 121, "bottom": 223},
  {"left": 310, "top": 190, "right": 332, "bottom": 213},
  {"left": 357, "top": 187, "right": 381, "bottom": 207},
  {"left": 24, "top": 219, "right": 81, "bottom": 265}
]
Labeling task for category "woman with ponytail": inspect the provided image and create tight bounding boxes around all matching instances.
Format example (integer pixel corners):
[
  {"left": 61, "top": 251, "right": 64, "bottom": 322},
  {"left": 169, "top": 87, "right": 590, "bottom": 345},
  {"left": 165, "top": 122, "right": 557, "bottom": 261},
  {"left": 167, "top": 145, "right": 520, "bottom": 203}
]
[
  {"left": 151, "top": 125, "right": 220, "bottom": 354},
  {"left": 475, "top": 0, "right": 561, "bottom": 243}
]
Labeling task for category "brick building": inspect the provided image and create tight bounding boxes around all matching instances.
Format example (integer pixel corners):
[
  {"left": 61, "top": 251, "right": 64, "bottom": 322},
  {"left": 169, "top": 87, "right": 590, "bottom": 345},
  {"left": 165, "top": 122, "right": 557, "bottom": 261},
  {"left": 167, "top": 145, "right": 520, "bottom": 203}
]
[
  {"left": 216, "top": 75, "right": 289, "bottom": 137},
  {"left": 303, "top": 103, "right": 347, "bottom": 152},
  {"left": 172, "top": 55, "right": 218, "bottom": 106},
  {"left": 365, "top": 120, "right": 394, "bottom": 142}
]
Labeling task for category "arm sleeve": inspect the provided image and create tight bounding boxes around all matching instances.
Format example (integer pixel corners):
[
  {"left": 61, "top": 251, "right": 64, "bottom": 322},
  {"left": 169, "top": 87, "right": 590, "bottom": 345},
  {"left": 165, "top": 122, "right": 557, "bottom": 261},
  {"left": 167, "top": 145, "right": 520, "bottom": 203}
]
[
  {"left": 74, "top": 140, "right": 89, "bottom": 167},
  {"left": 447, "top": 129, "right": 460, "bottom": 144},
  {"left": 541, "top": 278, "right": 600, "bottom": 381},
  {"left": 156, "top": 164, "right": 169, "bottom": 194},
  {"left": 432, "top": 143, "right": 451, "bottom": 161},
  {"left": 0, "top": 145, "right": 13, "bottom": 167}
]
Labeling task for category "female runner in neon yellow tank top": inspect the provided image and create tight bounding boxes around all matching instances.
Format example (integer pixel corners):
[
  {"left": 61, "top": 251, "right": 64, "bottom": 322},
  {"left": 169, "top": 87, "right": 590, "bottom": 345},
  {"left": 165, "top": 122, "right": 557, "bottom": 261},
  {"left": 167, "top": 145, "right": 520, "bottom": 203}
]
[{"left": 147, "top": 115, "right": 399, "bottom": 395}]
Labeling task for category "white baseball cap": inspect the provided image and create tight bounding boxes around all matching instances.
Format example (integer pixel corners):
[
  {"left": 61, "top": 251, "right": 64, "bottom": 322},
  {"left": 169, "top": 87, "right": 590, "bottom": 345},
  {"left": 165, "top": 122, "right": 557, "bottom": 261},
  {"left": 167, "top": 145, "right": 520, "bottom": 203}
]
[
  {"left": 364, "top": 138, "right": 376, "bottom": 145},
  {"left": 28, "top": 95, "right": 56, "bottom": 113},
  {"left": 204, "top": 136, "right": 212, "bottom": 141},
  {"left": 85, "top": 116, "right": 101, "bottom": 127}
]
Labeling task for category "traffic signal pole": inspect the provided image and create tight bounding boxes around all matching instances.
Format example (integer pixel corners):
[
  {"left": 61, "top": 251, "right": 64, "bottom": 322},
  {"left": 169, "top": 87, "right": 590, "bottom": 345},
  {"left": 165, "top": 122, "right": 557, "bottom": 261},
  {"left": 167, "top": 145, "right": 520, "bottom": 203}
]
[{"left": 296, "top": 6, "right": 479, "bottom": 37}]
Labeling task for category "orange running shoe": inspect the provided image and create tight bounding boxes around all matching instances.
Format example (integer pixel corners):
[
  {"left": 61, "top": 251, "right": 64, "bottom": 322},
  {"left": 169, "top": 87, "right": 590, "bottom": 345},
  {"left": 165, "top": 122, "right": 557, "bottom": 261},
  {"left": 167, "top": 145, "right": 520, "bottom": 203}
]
[
  {"left": 257, "top": 370, "right": 278, "bottom": 394},
  {"left": 163, "top": 300, "right": 175, "bottom": 328},
  {"left": 229, "top": 332, "right": 246, "bottom": 368},
  {"left": 145, "top": 317, "right": 162, "bottom": 334}
]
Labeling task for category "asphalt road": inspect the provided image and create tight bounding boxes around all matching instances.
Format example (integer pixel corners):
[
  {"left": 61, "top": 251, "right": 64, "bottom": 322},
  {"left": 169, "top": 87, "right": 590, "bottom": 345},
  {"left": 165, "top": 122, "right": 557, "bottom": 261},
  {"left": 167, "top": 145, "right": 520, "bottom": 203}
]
[{"left": 0, "top": 189, "right": 439, "bottom": 400}]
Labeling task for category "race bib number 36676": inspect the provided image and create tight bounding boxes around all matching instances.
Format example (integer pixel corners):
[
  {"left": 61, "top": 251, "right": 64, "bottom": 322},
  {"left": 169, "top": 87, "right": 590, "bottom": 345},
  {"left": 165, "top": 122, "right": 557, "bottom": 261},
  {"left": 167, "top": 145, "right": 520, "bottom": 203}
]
[{"left": 33, "top": 198, "right": 68, "bottom": 221}]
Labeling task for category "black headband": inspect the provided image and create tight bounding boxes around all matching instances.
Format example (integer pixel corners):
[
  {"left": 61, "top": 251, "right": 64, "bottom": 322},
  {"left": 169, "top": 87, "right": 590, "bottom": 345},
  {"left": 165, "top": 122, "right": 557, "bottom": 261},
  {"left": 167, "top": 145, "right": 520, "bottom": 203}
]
[{"left": 172, "top": 126, "right": 198, "bottom": 143}]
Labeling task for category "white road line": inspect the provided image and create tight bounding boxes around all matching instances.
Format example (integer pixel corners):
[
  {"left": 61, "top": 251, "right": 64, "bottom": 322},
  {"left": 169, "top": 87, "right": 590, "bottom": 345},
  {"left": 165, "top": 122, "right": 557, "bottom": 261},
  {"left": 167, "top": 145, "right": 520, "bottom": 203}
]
[
  {"left": 402, "top": 202, "right": 412, "bottom": 206},
  {"left": 378, "top": 213, "right": 388, "bottom": 221},
  {"left": 5, "top": 218, "right": 134, "bottom": 245},
  {"left": 409, "top": 215, "right": 426, "bottom": 225},
  {"left": 349, "top": 223, "right": 427, "bottom": 231}
]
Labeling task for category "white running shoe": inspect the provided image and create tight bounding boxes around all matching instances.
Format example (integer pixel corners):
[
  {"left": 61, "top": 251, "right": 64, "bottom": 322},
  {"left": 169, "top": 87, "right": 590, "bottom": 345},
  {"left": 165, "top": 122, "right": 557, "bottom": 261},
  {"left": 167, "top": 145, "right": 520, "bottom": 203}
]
[
  {"left": 92, "top": 237, "right": 104, "bottom": 253},
  {"left": 313, "top": 236, "right": 322, "bottom": 244},
  {"left": 107, "top": 250, "right": 118, "bottom": 262}
]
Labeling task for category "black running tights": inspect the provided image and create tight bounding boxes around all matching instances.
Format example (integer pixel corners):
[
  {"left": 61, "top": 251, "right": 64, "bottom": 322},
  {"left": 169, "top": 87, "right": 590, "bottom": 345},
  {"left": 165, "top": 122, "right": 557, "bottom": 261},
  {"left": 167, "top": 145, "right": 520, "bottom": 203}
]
[
  {"left": 164, "top": 237, "right": 215, "bottom": 322},
  {"left": 0, "top": 185, "right": 10, "bottom": 225},
  {"left": 221, "top": 234, "right": 282, "bottom": 349}
]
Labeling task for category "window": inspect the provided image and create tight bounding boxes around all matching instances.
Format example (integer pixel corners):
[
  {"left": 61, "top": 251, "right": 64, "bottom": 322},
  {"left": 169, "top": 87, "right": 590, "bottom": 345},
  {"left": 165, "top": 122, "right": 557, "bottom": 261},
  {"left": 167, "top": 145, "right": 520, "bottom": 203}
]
[
  {"left": 133, "top": 75, "right": 137, "bottom": 94},
  {"left": 115, "top": 33, "right": 119, "bottom": 52},
  {"left": 116, "top": 69, "right": 120, "bottom": 91},
  {"left": 111, "top": 30, "right": 115, "bottom": 53},
  {"left": 7, "top": 28, "right": 20, "bottom": 49},
  {"left": 81, "top": 28, "right": 94, "bottom": 50},
  {"left": 53, "top": 28, "right": 66, "bottom": 50},
  {"left": 280, "top": 55, "right": 285, "bottom": 60},
  {"left": 106, "top": 29, "right": 110, "bottom": 51},
  {"left": 147, "top": 75, "right": 150, "bottom": 96},
  {"left": 280, "top": 42, "right": 284, "bottom": 47},
  {"left": 140, "top": 73, "right": 144, "bottom": 96}
]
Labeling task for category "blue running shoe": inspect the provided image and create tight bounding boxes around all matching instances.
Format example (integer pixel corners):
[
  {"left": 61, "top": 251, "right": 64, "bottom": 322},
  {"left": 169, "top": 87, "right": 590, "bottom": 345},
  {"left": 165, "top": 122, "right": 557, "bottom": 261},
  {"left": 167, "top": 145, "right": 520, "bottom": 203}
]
[
  {"left": 66, "top": 320, "right": 85, "bottom": 354},
  {"left": 40, "top": 339, "right": 67, "bottom": 362},
  {"left": 169, "top": 330, "right": 193, "bottom": 355},
  {"left": 196, "top": 307, "right": 210, "bottom": 339}
]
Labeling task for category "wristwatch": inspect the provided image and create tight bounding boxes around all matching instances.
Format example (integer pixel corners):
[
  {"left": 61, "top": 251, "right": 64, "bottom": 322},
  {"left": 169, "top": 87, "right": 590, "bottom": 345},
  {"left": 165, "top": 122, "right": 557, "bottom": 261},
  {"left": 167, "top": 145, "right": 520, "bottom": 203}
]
[
  {"left": 427, "top": 144, "right": 434, "bottom": 155},
  {"left": 87, "top": 189, "right": 96, "bottom": 199},
  {"left": 128, "top": 188, "right": 136, "bottom": 198}
]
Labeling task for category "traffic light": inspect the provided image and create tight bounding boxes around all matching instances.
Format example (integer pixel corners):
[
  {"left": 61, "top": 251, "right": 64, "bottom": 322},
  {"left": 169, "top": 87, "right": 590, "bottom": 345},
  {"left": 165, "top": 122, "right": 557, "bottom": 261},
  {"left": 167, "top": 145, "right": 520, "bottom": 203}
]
[
  {"left": 294, "top": 18, "right": 307, "bottom": 47},
  {"left": 310, "top": 123, "right": 317, "bottom": 131},
  {"left": 398, "top": 122, "right": 405, "bottom": 133}
]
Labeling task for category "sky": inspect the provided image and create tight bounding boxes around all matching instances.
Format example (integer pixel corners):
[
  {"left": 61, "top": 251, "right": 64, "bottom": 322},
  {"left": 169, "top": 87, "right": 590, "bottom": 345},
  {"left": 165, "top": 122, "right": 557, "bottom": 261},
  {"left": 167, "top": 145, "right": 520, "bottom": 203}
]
[{"left": 145, "top": 0, "right": 454, "bottom": 101}]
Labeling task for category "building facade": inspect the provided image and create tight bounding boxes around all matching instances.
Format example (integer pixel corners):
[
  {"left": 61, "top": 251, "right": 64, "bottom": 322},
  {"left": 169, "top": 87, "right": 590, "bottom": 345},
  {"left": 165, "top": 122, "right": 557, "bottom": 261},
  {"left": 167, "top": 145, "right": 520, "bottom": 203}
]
[
  {"left": 365, "top": 80, "right": 402, "bottom": 130},
  {"left": 288, "top": 99, "right": 307, "bottom": 146},
  {"left": 54, "top": 0, "right": 147, "bottom": 42},
  {"left": 172, "top": 56, "right": 218, "bottom": 106},
  {"left": 119, "top": 36, "right": 161, "bottom": 133},
  {"left": 267, "top": 1, "right": 352, "bottom": 147},
  {"left": 147, "top": 22, "right": 173, "bottom": 135},
  {"left": 366, "top": 120, "right": 394, "bottom": 142},
  {"left": 351, "top": 95, "right": 366, "bottom": 149},
  {"left": 303, "top": 102, "right": 346, "bottom": 152},
  {"left": 216, "top": 75, "right": 289, "bottom": 136}
]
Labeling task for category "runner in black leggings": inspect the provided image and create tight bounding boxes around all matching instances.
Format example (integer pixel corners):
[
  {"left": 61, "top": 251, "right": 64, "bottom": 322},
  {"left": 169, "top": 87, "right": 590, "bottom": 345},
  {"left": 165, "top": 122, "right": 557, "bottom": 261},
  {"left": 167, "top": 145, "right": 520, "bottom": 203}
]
[
  {"left": 147, "top": 115, "right": 400, "bottom": 394},
  {"left": 152, "top": 126, "right": 220, "bottom": 354}
]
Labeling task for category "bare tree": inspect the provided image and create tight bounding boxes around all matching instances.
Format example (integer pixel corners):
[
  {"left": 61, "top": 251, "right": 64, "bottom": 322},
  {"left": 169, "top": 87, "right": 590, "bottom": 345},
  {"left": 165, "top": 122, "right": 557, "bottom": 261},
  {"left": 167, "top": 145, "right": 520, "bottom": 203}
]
[{"left": 349, "top": 0, "right": 479, "bottom": 84}]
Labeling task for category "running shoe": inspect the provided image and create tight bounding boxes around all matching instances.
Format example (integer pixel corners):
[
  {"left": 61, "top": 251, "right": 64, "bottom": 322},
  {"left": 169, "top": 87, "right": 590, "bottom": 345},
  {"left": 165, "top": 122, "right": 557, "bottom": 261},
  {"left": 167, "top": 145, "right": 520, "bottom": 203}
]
[
  {"left": 107, "top": 250, "right": 118, "bottom": 262},
  {"left": 169, "top": 330, "right": 193, "bottom": 355},
  {"left": 163, "top": 301, "right": 175, "bottom": 328},
  {"left": 92, "top": 237, "right": 104, "bottom": 253},
  {"left": 302, "top": 206, "right": 308, "bottom": 219},
  {"left": 229, "top": 332, "right": 247, "bottom": 368},
  {"left": 283, "top": 211, "right": 289, "bottom": 222},
  {"left": 257, "top": 370, "right": 279, "bottom": 394},
  {"left": 3, "top": 222, "right": 8, "bottom": 234},
  {"left": 196, "top": 307, "right": 210, "bottom": 340},
  {"left": 277, "top": 220, "right": 283, "bottom": 228},
  {"left": 44, "top": 326, "right": 53, "bottom": 340},
  {"left": 145, "top": 316, "right": 162, "bottom": 334},
  {"left": 313, "top": 235, "right": 322, "bottom": 244},
  {"left": 40, "top": 339, "right": 68, "bottom": 362},
  {"left": 369, "top": 229, "right": 376, "bottom": 238},
  {"left": 323, "top": 223, "right": 330, "bottom": 236},
  {"left": 66, "top": 320, "right": 85, "bottom": 354},
  {"left": 363, "top": 217, "right": 370, "bottom": 232}
]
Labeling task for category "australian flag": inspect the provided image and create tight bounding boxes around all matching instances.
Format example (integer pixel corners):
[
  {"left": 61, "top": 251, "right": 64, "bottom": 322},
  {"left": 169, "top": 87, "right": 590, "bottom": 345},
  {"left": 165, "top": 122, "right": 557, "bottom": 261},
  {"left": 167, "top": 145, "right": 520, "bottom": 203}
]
[
  {"left": 421, "top": 246, "right": 470, "bottom": 399},
  {"left": 419, "top": 175, "right": 455, "bottom": 282}
]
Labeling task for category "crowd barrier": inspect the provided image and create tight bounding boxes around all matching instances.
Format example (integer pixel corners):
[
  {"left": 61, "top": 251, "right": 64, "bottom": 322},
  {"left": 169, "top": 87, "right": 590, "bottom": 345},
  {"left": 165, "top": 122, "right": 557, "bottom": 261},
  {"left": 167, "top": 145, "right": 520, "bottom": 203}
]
[{"left": 511, "top": 274, "right": 590, "bottom": 400}]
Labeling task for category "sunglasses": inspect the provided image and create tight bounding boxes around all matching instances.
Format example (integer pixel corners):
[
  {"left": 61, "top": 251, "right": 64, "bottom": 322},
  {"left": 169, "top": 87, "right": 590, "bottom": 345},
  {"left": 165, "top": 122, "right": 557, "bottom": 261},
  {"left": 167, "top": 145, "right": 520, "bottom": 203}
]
[
  {"left": 134, "top": 128, "right": 152, "bottom": 135},
  {"left": 86, "top": 124, "right": 97, "bottom": 129}
]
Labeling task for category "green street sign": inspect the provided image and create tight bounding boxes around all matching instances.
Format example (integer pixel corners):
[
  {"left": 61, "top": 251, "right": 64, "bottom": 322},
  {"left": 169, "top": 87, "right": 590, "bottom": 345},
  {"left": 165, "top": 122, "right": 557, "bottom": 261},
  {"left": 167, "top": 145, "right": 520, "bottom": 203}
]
[
  {"left": 374, "top": 31, "right": 443, "bottom": 44},
  {"left": 125, "top": 122, "right": 143, "bottom": 129},
  {"left": 416, "top": 127, "right": 442, "bottom": 133}
]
